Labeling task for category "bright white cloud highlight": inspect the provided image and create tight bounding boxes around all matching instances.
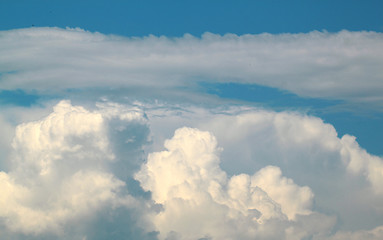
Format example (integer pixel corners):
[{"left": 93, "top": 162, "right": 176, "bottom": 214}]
[
  {"left": 135, "top": 127, "right": 320, "bottom": 239},
  {"left": 1, "top": 27, "right": 383, "bottom": 105}
]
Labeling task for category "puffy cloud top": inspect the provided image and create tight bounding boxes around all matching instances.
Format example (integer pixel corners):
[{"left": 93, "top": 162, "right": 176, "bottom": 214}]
[
  {"left": 0, "top": 100, "right": 146, "bottom": 236},
  {"left": 135, "top": 127, "right": 315, "bottom": 239}
]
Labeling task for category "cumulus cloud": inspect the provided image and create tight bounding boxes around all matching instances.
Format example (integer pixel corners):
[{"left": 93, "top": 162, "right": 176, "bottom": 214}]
[
  {"left": 0, "top": 100, "right": 152, "bottom": 238},
  {"left": 135, "top": 127, "right": 334, "bottom": 239},
  {"left": 1, "top": 27, "right": 383, "bottom": 106},
  {"left": 1, "top": 100, "right": 383, "bottom": 239},
  {"left": 194, "top": 108, "right": 383, "bottom": 197},
  {"left": 145, "top": 104, "right": 383, "bottom": 232}
]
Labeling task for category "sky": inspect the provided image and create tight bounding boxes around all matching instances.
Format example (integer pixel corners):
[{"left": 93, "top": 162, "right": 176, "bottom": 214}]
[{"left": 0, "top": 1, "right": 383, "bottom": 240}]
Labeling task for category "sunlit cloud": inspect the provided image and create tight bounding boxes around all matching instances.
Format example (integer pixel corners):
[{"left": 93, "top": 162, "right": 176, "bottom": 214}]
[
  {"left": 1, "top": 27, "right": 383, "bottom": 239},
  {"left": 0, "top": 100, "right": 382, "bottom": 239}
]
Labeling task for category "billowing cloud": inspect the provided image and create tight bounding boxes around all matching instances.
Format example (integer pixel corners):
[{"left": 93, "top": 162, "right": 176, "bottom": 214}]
[
  {"left": 1, "top": 100, "right": 383, "bottom": 239},
  {"left": 135, "top": 127, "right": 323, "bottom": 240},
  {"left": 145, "top": 104, "right": 383, "bottom": 232},
  {"left": 194, "top": 109, "right": 383, "bottom": 197},
  {"left": 1, "top": 27, "right": 383, "bottom": 106},
  {"left": 0, "top": 100, "right": 153, "bottom": 238}
]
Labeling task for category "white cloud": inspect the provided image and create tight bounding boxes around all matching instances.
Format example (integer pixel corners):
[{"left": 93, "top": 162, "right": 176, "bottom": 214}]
[
  {"left": 0, "top": 170, "right": 129, "bottom": 234},
  {"left": 340, "top": 134, "right": 383, "bottom": 194},
  {"left": 135, "top": 127, "right": 330, "bottom": 239},
  {"left": 250, "top": 166, "right": 313, "bottom": 220},
  {"left": 145, "top": 104, "right": 383, "bottom": 233},
  {"left": 193, "top": 108, "right": 383, "bottom": 197},
  {"left": 11, "top": 100, "right": 111, "bottom": 177},
  {"left": 1, "top": 28, "right": 383, "bottom": 106},
  {"left": 0, "top": 100, "right": 150, "bottom": 237},
  {"left": 0, "top": 99, "right": 382, "bottom": 239}
]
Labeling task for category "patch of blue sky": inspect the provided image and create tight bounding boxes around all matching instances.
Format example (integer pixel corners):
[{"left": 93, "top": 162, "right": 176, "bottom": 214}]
[
  {"left": 0, "top": 89, "right": 40, "bottom": 107},
  {"left": 1, "top": 0, "right": 382, "bottom": 37},
  {"left": 202, "top": 82, "right": 383, "bottom": 157}
]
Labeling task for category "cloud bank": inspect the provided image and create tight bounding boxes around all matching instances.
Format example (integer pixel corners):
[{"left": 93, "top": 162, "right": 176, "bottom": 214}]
[
  {"left": 1, "top": 27, "right": 383, "bottom": 106},
  {"left": 1, "top": 101, "right": 383, "bottom": 239}
]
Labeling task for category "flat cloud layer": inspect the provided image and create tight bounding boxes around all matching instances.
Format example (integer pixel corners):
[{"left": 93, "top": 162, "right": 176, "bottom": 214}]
[
  {"left": 1, "top": 27, "right": 383, "bottom": 106},
  {"left": 1, "top": 101, "right": 383, "bottom": 239}
]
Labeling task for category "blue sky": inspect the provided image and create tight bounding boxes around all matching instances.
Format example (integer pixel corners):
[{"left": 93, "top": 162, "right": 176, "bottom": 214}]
[
  {"left": 1, "top": 1, "right": 383, "bottom": 240},
  {"left": 1, "top": 0, "right": 383, "bottom": 36}
]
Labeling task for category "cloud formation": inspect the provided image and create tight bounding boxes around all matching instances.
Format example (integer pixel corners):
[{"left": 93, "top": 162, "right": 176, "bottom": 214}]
[
  {"left": 1, "top": 27, "right": 383, "bottom": 106},
  {"left": 194, "top": 109, "right": 383, "bottom": 196},
  {"left": 0, "top": 100, "right": 150, "bottom": 238},
  {"left": 1, "top": 100, "right": 383, "bottom": 239},
  {"left": 145, "top": 104, "right": 383, "bottom": 232},
  {"left": 1, "top": 26, "right": 383, "bottom": 238},
  {"left": 135, "top": 127, "right": 321, "bottom": 240}
]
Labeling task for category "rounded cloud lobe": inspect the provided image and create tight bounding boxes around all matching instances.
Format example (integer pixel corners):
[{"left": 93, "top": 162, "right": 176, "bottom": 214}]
[{"left": 0, "top": 101, "right": 383, "bottom": 239}]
